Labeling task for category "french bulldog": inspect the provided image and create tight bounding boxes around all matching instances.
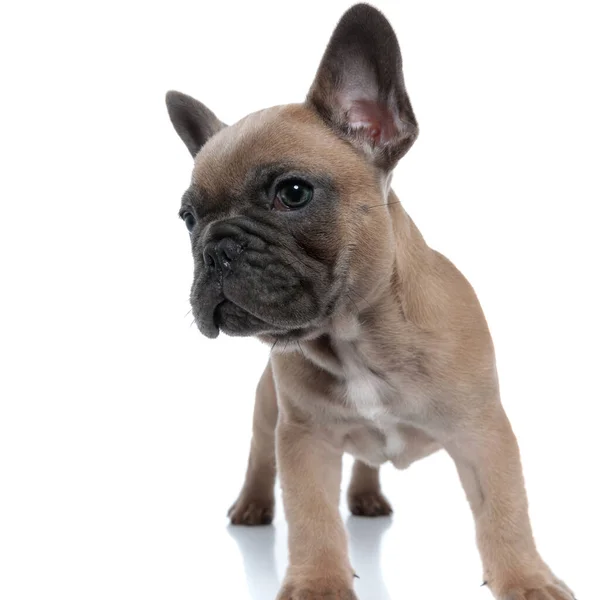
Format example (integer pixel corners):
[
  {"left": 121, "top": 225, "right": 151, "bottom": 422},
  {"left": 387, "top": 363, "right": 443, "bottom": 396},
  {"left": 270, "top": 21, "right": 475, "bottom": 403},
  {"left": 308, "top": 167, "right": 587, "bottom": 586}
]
[{"left": 166, "top": 4, "right": 575, "bottom": 599}]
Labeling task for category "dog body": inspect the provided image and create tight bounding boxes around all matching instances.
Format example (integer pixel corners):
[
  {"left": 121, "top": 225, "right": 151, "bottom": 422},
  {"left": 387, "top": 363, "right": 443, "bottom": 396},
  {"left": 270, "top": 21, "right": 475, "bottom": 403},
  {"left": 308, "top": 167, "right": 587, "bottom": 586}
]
[{"left": 166, "top": 5, "right": 574, "bottom": 600}]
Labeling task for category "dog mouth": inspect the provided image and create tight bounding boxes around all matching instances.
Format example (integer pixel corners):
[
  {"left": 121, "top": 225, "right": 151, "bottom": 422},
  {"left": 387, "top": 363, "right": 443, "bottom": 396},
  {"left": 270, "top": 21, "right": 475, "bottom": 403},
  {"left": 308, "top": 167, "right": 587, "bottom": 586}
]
[
  {"left": 212, "top": 299, "right": 274, "bottom": 337},
  {"left": 190, "top": 250, "right": 342, "bottom": 340},
  {"left": 200, "top": 296, "right": 320, "bottom": 340}
]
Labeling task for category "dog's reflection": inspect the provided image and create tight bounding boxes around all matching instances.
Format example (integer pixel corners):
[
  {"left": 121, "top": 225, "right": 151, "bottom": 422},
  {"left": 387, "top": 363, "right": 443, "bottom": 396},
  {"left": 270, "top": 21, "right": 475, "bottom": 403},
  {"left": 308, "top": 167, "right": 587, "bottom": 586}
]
[
  {"left": 227, "top": 515, "right": 392, "bottom": 600},
  {"left": 347, "top": 515, "right": 393, "bottom": 600},
  {"left": 227, "top": 523, "right": 281, "bottom": 600}
]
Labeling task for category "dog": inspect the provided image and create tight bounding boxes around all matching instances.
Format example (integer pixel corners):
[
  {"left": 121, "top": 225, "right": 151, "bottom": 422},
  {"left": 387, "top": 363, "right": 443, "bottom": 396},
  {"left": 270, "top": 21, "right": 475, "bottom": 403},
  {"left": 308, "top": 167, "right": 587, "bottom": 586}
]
[{"left": 165, "top": 4, "right": 575, "bottom": 599}]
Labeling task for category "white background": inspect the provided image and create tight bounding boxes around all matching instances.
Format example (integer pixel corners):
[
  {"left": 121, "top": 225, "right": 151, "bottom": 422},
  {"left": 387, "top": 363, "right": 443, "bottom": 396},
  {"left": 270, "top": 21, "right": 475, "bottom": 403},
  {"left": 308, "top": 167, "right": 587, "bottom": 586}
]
[{"left": 1, "top": 1, "right": 598, "bottom": 599}]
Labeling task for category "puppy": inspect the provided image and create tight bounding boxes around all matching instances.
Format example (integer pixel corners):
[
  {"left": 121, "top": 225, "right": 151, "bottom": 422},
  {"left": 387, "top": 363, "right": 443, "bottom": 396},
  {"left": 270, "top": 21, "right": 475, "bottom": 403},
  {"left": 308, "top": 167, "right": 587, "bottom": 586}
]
[{"left": 166, "top": 4, "right": 574, "bottom": 599}]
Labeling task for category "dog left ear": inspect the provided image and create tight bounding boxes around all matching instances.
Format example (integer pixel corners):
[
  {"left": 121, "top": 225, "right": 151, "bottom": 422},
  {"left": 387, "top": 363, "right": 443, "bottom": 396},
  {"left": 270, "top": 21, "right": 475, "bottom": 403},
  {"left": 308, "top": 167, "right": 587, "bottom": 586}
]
[
  {"left": 165, "top": 91, "right": 226, "bottom": 158},
  {"left": 306, "top": 4, "right": 418, "bottom": 170}
]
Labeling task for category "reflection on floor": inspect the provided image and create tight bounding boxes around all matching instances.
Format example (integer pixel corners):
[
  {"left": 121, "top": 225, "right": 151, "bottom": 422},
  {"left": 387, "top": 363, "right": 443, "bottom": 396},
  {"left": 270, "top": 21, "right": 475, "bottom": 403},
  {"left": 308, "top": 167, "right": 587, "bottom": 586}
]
[{"left": 227, "top": 515, "right": 392, "bottom": 600}]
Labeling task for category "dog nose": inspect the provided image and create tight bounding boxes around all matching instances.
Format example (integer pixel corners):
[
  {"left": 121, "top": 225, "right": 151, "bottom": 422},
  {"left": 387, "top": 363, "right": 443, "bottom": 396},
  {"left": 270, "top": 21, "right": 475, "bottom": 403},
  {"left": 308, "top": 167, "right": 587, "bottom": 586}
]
[{"left": 203, "top": 237, "right": 244, "bottom": 272}]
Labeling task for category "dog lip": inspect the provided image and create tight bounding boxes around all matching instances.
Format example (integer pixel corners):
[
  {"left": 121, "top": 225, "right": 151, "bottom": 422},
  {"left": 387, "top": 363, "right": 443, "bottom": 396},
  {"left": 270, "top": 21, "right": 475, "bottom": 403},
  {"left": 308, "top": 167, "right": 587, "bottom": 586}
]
[
  {"left": 270, "top": 328, "right": 307, "bottom": 342},
  {"left": 193, "top": 302, "right": 221, "bottom": 339},
  {"left": 212, "top": 300, "right": 226, "bottom": 332},
  {"left": 202, "top": 317, "right": 220, "bottom": 339}
]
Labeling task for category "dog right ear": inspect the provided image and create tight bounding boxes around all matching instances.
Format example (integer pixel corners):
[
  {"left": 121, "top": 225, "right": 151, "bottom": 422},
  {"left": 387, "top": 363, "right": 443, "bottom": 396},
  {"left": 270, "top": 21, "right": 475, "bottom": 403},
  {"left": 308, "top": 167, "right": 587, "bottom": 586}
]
[
  {"left": 306, "top": 4, "right": 418, "bottom": 171},
  {"left": 165, "top": 91, "right": 226, "bottom": 158}
]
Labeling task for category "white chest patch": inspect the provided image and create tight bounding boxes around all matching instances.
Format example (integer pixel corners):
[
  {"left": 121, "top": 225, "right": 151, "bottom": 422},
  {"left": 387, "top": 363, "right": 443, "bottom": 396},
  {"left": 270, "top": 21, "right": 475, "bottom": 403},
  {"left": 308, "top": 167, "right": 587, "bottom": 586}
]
[{"left": 335, "top": 342, "right": 406, "bottom": 458}]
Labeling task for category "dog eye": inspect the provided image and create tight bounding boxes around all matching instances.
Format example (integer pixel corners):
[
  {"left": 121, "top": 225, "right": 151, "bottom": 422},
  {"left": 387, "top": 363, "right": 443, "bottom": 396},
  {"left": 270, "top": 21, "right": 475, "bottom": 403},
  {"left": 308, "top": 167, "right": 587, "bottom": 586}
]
[
  {"left": 181, "top": 211, "right": 196, "bottom": 232},
  {"left": 274, "top": 179, "right": 313, "bottom": 210}
]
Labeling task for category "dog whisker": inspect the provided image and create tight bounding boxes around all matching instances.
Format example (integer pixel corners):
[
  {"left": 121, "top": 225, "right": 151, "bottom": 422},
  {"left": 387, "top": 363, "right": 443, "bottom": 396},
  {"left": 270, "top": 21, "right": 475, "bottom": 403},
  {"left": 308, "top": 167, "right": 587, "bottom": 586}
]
[
  {"left": 364, "top": 200, "right": 401, "bottom": 210},
  {"left": 296, "top": 341, "right": 306, "bottom": 359},
  {"left": 348, "top": 288, "right": 376, "bottom": 315},
  {"left": 345, "top": 293, "right": 362, "bottom": 315},
  {"left": 276, "top": 238, "right": 321, "bottom": 276}
]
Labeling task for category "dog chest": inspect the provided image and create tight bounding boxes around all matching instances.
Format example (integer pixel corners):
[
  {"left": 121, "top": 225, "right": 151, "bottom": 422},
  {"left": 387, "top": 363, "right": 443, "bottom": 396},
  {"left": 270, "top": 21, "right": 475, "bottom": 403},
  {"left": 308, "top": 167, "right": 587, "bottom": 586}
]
[{"left": 334, "top": 341, "right": 407, "bottom": 462}]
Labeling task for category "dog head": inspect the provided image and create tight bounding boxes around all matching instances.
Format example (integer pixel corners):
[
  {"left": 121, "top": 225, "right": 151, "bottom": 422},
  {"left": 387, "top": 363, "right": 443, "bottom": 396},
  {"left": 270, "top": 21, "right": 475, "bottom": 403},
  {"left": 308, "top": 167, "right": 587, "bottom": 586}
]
[{"left": 166, "top": 4, "right": 418, "bottom": 343}]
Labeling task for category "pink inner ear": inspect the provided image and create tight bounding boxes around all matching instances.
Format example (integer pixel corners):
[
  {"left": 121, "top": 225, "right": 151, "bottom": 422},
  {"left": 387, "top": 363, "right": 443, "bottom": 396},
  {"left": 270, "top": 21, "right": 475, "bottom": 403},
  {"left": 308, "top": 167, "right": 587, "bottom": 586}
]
[{"left": 347, "top": 99, "right": 398, "bottom": 144}]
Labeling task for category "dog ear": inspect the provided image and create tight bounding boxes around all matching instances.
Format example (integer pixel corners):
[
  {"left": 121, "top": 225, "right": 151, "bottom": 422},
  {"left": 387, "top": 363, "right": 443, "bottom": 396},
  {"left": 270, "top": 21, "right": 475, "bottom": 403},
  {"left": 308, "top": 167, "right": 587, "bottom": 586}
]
[
  {"left": 306, "top": 4, "right": 418, "bottom": 170},
  {"left": 165, "top": 91, "right": 226, "bottom": 157}
]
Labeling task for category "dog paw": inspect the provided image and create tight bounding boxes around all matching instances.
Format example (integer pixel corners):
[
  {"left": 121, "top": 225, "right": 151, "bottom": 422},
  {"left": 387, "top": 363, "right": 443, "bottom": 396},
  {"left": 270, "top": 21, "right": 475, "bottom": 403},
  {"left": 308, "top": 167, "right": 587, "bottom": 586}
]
[
  {"left": 497, "top": 574, "right": 575, "bottom": 600},
  {"left": 227, "top": 494, "right": 274, "bottom": 525},
  {"left": 276, "top": 581, "right": 358, "bottom": 600},
  {"left": 348, "top": 490, "right": 392, "bottom": 517}
]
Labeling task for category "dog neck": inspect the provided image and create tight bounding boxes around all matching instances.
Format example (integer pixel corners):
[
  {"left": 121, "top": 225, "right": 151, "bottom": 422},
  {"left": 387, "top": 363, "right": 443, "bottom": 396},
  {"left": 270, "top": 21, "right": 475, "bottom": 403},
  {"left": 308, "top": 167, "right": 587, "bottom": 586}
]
[
  {"left": 341, "top": 190, "right": 434, "bottom": 333},
  {"left": 293, "top": 191, "right": 436, "bottom": 378}
]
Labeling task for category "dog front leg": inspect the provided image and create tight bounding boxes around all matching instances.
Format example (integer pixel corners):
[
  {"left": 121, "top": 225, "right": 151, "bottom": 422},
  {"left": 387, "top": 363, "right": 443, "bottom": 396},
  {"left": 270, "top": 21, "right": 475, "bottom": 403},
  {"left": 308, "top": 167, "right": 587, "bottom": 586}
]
[
  {"left": 446, "top": 404, "right": 574, "bottom": 600},
  {"left": 228, "top": 360, "right": 278, "bottom": 525},
  {"left": 276, "top": 419, "right": 357, "bottom": 600}
]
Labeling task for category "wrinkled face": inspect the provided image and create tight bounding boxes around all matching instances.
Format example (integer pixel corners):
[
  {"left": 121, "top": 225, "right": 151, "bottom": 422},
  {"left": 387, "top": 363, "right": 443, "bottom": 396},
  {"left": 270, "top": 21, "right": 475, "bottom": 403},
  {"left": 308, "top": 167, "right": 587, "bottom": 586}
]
[
  {"left": 167, "top": 4, "right": 419, "bottom": 342},
  {"left": 181, "top": 105, "right": 393, "bottom": 341}
]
